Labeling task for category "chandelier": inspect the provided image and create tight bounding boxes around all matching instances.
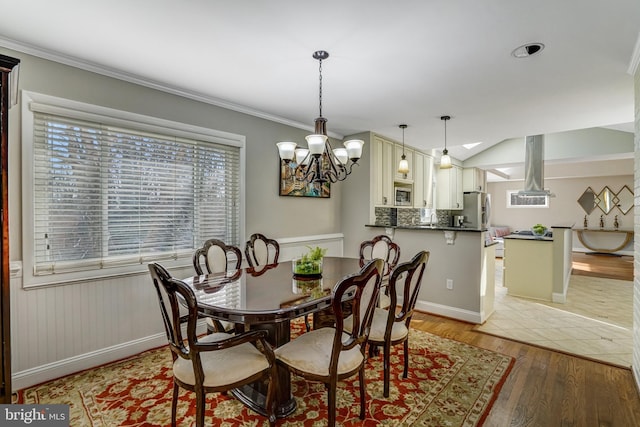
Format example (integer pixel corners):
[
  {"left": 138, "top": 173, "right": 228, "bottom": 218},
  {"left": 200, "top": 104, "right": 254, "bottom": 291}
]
[{"left": 276, "top": 50, "right": 364, "bottom": 184}]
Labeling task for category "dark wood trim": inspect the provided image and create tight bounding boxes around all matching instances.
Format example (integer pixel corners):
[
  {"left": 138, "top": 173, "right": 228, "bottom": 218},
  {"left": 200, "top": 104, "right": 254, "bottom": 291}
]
[{"left": 0, "top": 53, "right": 20, "bottom": 403}]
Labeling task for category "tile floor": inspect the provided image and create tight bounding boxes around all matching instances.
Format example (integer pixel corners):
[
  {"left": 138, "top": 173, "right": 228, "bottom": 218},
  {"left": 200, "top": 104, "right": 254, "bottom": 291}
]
[{"left": 474, "top": 259, "right": 633, "bottom": 367}]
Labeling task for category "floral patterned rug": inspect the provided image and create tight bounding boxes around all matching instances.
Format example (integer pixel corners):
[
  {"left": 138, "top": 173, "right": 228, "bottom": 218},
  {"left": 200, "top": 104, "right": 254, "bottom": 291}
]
[{"left": 15, "top": 326, "right": 513, "bottom": 426}]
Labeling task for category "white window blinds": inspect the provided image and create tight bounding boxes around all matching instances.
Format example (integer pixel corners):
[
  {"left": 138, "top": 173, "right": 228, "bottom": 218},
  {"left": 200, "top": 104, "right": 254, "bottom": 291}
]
[{"left": 30, "top": 108, "right": 241, "bottom": 276}]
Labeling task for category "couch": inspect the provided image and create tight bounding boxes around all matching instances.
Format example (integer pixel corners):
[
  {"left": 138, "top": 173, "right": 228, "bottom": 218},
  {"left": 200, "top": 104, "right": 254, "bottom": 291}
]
[{"left": 489, "top": 226, "right": 512, "bottom": 258}]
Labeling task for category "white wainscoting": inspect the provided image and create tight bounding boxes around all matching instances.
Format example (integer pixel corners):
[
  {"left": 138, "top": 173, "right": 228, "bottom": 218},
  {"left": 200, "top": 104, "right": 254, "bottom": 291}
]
[{"left": 10, "top": 233, "right": 344, "bottom": 391}]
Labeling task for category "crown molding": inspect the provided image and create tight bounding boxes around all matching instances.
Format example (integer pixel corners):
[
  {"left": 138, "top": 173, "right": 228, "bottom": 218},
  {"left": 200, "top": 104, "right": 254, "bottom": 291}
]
[
  {"left": 628, "top": 31, "right": 640, "bottom": 75},
  {"left": 0, "top": 36, "right": 344, "bottom": 140}
]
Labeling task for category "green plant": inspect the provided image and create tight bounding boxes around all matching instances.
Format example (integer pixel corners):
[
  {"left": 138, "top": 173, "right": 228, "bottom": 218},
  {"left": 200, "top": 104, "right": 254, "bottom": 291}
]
[
  {"left": 532, "top": 223, "right": 547, "bottom": 235},
  {"left": 294, "top": 246, "right": 327, "bottom": 275},
  {"left": 302, "top": 245, "right": 327, "bottom": 262}
]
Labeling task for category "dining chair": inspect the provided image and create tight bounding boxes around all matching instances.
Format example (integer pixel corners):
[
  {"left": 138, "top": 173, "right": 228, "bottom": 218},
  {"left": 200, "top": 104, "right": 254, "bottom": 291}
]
[
  {"left": 244, "top": 232, "right": 310, "bottom": 331},
  {"left": 148, "top": 263, "right": 277, "bottom": 427},
  {"left": 274, "top": 258, "right": 383, "bottom": 427},
  {"left": 354, "top": 250, "right": 429, "bottom": 397},
  {"left": 193, "top": 239, "right": 243, "bottom": 333},
  {"left": 245, "top": 233, "right": 280, "bottom": 267},
  {"left": 359, "top": 234, "right": 401, "bottom": 308}
]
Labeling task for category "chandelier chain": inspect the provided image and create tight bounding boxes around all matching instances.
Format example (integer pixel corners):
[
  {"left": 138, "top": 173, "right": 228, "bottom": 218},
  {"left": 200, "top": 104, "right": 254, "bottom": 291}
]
[{"left": 318, "top": 57, "right": 323, "bottom": 118}]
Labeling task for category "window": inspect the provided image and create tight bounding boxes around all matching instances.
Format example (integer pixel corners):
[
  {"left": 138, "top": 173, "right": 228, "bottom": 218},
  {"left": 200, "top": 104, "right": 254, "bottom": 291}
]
[
  {"left": 506, "top": 190, "right": 549, "bottom": 208},
  {"left": 22, "top": 91, "right": 245, "bottom": 287}
]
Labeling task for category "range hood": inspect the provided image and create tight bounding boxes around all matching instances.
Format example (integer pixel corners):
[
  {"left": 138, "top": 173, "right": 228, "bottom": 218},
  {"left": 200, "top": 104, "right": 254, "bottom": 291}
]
[{"left": 517, "top": 135, "right": 555, "bottom": 197}]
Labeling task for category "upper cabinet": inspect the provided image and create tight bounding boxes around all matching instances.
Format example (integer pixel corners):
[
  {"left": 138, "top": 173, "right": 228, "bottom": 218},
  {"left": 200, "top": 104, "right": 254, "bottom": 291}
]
[
  {"left": 370, "top": 132, "right": 435, "bottom": 210},
  {"left": 372, "top": 135, "right": 395, "bottom": 206},
  {"left": 394, "top": 144, "right": 414, "bottom": 182},
  {"left": 462, "top": 167, "right": 486, "bottom": 192},
  {"left": 436, "top": 165, "right": 464, "bottom": 210},
  {"left": 413, "top": 152, "right": 434, "bottom": 208}
]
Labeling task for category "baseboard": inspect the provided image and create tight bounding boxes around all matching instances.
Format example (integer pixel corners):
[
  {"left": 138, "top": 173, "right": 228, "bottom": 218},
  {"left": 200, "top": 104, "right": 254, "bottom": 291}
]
[
  {"left": 415, "top": 300, "right": 482, "bottom": 324},
  {"left": 552, "top": 292, "right": 567, "bottom": 303},
  {"left": 12, "top": 321, "right": 207, "bottom": 391}
]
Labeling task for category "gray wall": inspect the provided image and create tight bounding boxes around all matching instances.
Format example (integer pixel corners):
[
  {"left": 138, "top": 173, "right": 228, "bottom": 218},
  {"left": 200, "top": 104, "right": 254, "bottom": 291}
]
[{"left": 2, "top": 45, "right": 343, "bottom": 262}]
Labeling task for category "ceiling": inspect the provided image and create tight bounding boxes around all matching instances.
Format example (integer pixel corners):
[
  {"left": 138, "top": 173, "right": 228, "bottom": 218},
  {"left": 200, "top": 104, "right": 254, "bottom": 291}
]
[{"left": 1, "top": 0, "right": 639, "bottom": 172}]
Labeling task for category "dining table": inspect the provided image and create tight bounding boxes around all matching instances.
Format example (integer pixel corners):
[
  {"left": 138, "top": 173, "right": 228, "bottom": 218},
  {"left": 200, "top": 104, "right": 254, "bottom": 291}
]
[{"left": 181, "top": 256, "right": 363, "bottom": 418}]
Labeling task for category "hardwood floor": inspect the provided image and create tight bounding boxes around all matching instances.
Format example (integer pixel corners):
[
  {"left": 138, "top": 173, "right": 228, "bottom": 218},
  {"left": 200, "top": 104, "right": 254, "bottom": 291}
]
[
  {"left": 410, "top": 312, "right": 640, "bottom": 426},
  {"left": 571, "top": 252, "right": 633, "bottom": 281},
  {"left": 410, "top": 254, "right": 639, "bottom": 426}
]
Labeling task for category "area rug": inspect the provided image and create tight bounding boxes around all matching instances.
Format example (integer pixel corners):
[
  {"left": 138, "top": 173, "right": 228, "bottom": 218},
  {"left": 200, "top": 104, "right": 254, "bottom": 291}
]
[{"left": 15, "top": 327, "right": 513, "bottom": 426}]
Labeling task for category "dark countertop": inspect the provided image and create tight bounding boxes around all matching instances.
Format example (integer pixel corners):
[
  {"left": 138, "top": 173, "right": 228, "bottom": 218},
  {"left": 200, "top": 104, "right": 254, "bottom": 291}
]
[
  {"left": 366, "top": 224, "right": 486, "bottom": 232},
  {"left": 503, "top": 223, "right": 575, "bottom": 241},
  {"left": 549, "top": 223, "right": 574, "bottom": 229},
  {"left": 504, "top": 234, "right": 553, "bottom": 242}
]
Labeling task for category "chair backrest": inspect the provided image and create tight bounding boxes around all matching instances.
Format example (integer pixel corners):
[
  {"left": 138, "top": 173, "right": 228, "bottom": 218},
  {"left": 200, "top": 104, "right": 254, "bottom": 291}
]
[
  {"left": 331, "top": 259, "right": 384, "bottom": 364},
  {"left": 193, "top": 239, "right": 242, "bottom": 275},
  {"left": 359, "top": 235, "right": 400, "bottom": 277},
  {"left": 148, "top": 263, "right": 199, "bottom": 360},
  {"left": 245, "top": 233, "right": 280, "bottom": 267},
  {"left": 387, "top": 250, "right": 429, "bottom": 327}
]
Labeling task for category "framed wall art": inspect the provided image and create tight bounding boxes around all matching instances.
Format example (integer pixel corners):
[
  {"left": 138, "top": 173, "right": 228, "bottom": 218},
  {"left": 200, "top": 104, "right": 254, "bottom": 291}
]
[{"left": 278, "top": 156, "right": 330, "bottom": 198}]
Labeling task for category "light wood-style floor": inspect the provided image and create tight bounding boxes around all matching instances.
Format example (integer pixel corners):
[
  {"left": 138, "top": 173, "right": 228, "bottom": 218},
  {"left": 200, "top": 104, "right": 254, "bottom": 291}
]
[
  {"left": 410, "top": 254, "right": 640, "bottom": 426},
  {"left": 477, "top": 254, "right": 632, "bottom": 366}
]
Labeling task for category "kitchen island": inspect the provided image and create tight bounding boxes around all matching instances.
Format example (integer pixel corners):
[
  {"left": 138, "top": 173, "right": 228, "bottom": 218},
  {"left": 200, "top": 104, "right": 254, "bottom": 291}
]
[
  {"left": 366, "top": 224, "right": 496, "bottom": 323},
  {"left": 503, "top": 224, "right": 573, "bottom": 303}
]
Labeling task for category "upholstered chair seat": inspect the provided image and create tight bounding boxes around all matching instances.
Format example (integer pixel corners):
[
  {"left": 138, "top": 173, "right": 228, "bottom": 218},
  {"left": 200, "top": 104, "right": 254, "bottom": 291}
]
[
  {"left": 274, "top": 329, "right": 364, "bottom": 377},
  {"left": 378, "top": 293, "right": 391, "bottom": 309},
  {"left": 173, "top": 332, "right": 270, "bottom": 387},
  {"left": 345, "top": 308, "right": 409, "bottom": 343}
]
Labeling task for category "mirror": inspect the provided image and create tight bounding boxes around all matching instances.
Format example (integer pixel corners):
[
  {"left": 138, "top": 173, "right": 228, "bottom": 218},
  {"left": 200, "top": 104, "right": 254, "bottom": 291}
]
[
  {"left": 577, "top": 187, "right": 596, "bottom": 214},
  {"left": 616, "top": 184, "right": 633, "bottom": 215},
  {"left": 596, "top": 186, "right": 615, "bottom": 214}
]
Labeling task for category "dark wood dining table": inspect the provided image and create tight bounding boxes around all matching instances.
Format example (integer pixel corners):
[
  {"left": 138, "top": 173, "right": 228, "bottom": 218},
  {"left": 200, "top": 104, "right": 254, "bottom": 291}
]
[{"left": 181, "top": 256, "right": 362, "bottom": 418}]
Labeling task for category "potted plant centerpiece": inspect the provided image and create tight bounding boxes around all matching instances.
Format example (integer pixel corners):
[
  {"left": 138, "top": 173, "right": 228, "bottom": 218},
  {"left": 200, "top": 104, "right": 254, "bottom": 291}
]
[{"left": 292, "top": 246, "right": 327, "bottom": 277}]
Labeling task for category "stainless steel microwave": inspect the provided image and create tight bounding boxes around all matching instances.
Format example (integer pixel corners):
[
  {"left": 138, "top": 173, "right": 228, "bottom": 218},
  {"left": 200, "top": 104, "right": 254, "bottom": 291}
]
[{"left": 395, "top": 186, "right": 412, "bottom": 206}]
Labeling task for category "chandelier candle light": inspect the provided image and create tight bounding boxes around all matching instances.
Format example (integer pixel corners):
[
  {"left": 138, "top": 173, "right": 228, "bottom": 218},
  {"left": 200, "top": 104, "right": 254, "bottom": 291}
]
[
  {"left": 398, "top": 124, "right": 409, "bottom": 176},
  {"left": 439, "top": 115, "right": 452, "bottom": 169},
  {"left": 276, "top": 51, "right": 364, "bottom": 184}
]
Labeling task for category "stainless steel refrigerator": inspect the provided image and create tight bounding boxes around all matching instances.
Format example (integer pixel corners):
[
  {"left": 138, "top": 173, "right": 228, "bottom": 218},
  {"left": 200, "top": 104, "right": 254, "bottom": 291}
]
[{"left": 462, "top": 192, "right": 491, "bottom": 229}]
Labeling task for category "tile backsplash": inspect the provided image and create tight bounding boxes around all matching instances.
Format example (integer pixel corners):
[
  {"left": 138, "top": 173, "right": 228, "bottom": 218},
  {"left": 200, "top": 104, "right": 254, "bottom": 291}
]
[{"left": 374, "top": 207, "right": 451, "bottom": 227}]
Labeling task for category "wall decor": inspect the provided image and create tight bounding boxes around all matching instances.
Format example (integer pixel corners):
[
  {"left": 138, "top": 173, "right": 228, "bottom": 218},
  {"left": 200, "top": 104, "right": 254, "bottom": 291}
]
[
  {"left": 577, "top": 185, "right": 634, "bottom": 215},
  {"left": 279, "top": 156, "right": 330, "bottom": 198}
]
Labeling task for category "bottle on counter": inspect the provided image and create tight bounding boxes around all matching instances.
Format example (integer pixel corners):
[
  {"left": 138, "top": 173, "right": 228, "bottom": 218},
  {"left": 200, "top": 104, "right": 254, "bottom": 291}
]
[
  {"left": 614, "top": 215, "right": 619, "bottom": 230},
  {"left": 583, "top": 215, "right": 588, "bottom": 229},
  {"left": 599, "top": 215, "right": 604, "bottom": 229}
]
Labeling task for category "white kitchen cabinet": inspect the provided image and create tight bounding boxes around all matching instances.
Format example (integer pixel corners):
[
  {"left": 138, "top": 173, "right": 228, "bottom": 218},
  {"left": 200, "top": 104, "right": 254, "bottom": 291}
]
[
  {"left": 394, "top": 144, "right": 414, "bottom": 182},
  {"left": 463, "top": 167, "right": 486, "bottom": 192},
  {"left": 413, "top": 152, "right": 434, "bottom": 208},
  {"left": 436, "top": 165, "right": 463, "bottom": 210},
  {"left": 372, "top": 135, "right": 395, "bottom": 206}
]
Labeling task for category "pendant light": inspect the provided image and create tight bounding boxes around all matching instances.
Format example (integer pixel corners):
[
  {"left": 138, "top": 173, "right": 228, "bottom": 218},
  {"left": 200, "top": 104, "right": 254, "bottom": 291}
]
[
  {"left": 397, "top": 124, "right": 409, "bottom": 176},
  {"left": 439, "top": 115, "right": 452, "bottom": 169}
]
